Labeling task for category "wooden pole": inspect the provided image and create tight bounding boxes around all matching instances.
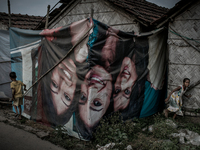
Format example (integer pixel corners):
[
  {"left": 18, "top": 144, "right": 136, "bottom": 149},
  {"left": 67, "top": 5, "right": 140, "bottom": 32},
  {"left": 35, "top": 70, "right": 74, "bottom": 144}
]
[
  {"left": 187, "top": 80, "right": 200, "bottom": 92},
  {"left": 170, "top": 27, "right": 200, "bottom": 54},
  {"left": 91, "top": 8, "right": 94, "bottom": 18},
  {"left": 7, "top": 0, "right": 11, "bottom": 27},
  {"left": 45, "top": 5, "right": 50, "bottom": 29}
]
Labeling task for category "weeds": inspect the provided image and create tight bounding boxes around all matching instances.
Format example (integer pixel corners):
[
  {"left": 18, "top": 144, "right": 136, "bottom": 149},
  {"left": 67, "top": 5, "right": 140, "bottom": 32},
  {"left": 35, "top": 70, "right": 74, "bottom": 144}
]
[
  {"left": 181, "top": 123, "right": 200, "bottom": 134},
  {"left": 47, "top": 125, "right": 94, "bottom": 150},
  {"left": 4, "top": 109, "right": 200, "bottom": 150},
  {"left": 93, "top": 112, "right": 129, "bottom": 147},
  {"left": 151, "top": 114, "right": 178, "bottom": 139}
]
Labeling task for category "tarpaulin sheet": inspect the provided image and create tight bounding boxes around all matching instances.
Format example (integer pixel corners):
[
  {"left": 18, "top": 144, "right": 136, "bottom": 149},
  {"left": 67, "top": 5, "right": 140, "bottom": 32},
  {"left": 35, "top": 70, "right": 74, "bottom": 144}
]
[
  {"left": 9, "top": 18, "right": 167, "bottom": 140},
  {"left": 0, "top": 30, "right": 12, "bottom": 98}
]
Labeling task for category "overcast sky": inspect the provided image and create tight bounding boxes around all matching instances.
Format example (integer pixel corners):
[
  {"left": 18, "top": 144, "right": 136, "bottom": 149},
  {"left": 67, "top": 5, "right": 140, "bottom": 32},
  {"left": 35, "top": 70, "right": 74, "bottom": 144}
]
[{"left": 0, "top": 0, "right": 180, "bottom": 16}]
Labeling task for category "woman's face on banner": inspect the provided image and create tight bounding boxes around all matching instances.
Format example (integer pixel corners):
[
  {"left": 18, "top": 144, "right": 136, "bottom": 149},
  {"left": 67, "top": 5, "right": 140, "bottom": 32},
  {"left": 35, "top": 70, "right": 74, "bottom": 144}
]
[
  {"left": 70, "top": 18, "right": 93, "bottom": 63},
  {"left": 50, "top": 58, "right": 77, "bottom": 116},
  {"left": 78, "top": 65, "right": 112, "bottom": 128},
  {"left": 113, "top": 57, "right": 138, "bottom": 111}
]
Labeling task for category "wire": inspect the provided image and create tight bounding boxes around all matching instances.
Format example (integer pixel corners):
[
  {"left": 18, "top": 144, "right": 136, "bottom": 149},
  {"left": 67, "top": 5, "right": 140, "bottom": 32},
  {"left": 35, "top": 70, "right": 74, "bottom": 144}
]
[{"left": 169, "top": 28, "right": 200, "bottom": 44}]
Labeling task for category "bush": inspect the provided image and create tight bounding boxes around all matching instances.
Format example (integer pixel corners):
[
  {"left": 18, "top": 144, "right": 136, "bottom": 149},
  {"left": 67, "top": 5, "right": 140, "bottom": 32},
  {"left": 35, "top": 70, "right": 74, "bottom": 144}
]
[{"left": 93, "top": 112, "right": 142, "bottom": 147}]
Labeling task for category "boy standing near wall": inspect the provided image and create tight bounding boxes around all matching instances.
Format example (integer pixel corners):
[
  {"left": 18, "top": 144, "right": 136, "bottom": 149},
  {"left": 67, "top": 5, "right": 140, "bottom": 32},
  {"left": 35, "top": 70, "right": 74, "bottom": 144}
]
[{"left": 9, "top": 72, "right": 27, "bottom": 120}]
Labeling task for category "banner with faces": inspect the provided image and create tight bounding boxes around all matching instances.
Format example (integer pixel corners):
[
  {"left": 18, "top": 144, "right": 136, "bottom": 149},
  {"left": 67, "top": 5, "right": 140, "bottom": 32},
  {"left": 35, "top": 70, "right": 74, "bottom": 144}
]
[{"left": 10, "top": 18, "right": 166, "bottom": 140}]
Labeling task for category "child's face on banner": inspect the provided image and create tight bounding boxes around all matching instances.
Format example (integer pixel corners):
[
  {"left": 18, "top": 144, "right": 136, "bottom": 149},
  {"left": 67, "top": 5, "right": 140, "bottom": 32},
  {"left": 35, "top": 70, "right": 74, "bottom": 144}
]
[
  {"left": 50, "top": 58, "right": 77, "bottom": 116},
  {"left": 78, "top": 65, "right": 112, "bottom": 128},
  {"left": 113, "top": 57, "right": 138, "bottom": 111}
]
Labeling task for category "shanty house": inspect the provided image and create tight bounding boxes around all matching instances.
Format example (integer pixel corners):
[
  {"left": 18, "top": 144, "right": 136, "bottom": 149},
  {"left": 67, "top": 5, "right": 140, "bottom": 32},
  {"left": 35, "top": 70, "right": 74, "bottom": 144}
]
[
  {"left": 152, "top": 0, "right": 200, "bottom": 115},
  {"left": 39, "top": 0, "right": 200, "bottom": 115},
  {"left": 0, "top": 13, "right": 44, "bottom": 100},
  {"left": 1, "top": 0, "right": 199, "bottom": 115}
]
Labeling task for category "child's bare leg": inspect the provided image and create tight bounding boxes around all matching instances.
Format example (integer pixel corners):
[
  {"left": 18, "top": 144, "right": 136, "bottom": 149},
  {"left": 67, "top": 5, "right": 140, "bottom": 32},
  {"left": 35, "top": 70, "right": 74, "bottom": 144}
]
[
  {"left": 173, "top": 113, "right": 177, "bottom": 120},
  {"left": 13, "top": 105, "right": 18, "bottom": 115},
  {"left": 18, "top": 105, "right": 22, "bottom": 119},
  {"left": 165, "top": 109, "right": 169, "bottom": 118}
]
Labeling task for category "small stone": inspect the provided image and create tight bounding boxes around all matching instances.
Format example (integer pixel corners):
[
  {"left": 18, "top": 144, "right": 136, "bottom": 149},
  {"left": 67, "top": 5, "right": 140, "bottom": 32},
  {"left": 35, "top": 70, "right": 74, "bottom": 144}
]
[
  {"left": 126, "top": 145, "right": 133, "bottom": 150},
  {"left": 179, "top": 136, "right": 185, "bottom": 144},
  {"left": 171, "top": 129, "right": 200, "bottom": 146},
  {"left": 142, "top": 127, "right": 147, "bottom": 131},
  {"left": 196, "top": 113, "right": 200, "bottom": 117},
  {"left": 24, "top": 126, "right": 34, "bottom": 132},
  {"left": 76, "top": 143, "right": 85, "bottom": 149},
  {"left": 8, "top": 119, "right": 16, "bottom": 124},
  {"left": 185, "top": 106, "right": 193, "bottom": 109},
  {"left": 190, "top": 113, "right": 196, "bottom": 116},
  {"left": 184, "top": 112, "right": 191, "bottom": 116},
  {"left": 36, "top": 131, "right": 49, "bottom": 139},
  {"left": 165, "top": 119, "right": 178, "bottom": 128},
  {"left": 97, "top": 143, "right": 115, "bottom": 150},
  {"left": 192, "top": 107, "right": 199, "bottom": 109},
  {"left": 0, "top": 116, "right": 7, "bottom": 122},
  {"left": 148, "top": 125, "right": 154, "bottom": 132},
  {"left": 104, "top": 143, "right": 115, "bottom": 148}
]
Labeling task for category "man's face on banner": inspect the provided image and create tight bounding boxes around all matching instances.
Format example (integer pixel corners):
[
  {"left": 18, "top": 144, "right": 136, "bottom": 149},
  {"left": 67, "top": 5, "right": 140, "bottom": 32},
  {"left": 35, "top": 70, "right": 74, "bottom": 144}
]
[
  {"left": 78, "top": 65, "right": 112, "bottom": 128},
  {"left": 50, "top": 58, "right": 77, "bottom": 116},
  {"left": 113, "top": 57, "right": 138, "bottom": 111},
  {"left": 70, "top": 18, "right": 93, "bottom": 63}
]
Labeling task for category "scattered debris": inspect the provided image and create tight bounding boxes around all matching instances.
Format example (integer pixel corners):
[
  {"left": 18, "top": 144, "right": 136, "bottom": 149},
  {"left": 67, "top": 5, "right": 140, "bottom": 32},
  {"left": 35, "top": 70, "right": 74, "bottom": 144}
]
[
  {"left": 0, "top": 116, "right": 6, "bottom": 122},
  {"left": 97, "top": 143, "right": 115, "bottom": 150},
  {"left": 36, "top": 131, "right": 50, "bottom": 139},
  {"left": 125, "top": 145, "right": 133, "bottom": 150},
  {"left": 148, "top": 125, "right": 154, "bottom": 132},
  {"left": 165, "top": 119, "right": 178, "bottom": 128},
  {"left": 144, "top": 119, "right": 178, "bottom": 133},
  {"left": 171, "top": 129, "right": 200, "bottom": 146}
]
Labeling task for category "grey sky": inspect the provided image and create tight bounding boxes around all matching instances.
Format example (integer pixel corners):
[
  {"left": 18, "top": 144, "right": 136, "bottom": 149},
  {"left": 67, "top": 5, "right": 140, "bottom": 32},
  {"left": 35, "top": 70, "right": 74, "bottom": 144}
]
[
  {"left": 146, "top": 0, "right": 180, "bottom": 8},
  {"left": 0, "top": 0, "right": 180, "bottom": 16},
  {"left": 0, "top": 0, "right": 60, "bottom": 16}
]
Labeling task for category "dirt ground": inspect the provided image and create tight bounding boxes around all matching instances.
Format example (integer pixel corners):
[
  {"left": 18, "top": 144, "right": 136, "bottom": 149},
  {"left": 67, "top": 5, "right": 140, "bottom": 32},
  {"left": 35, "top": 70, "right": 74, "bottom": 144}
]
[
  {"left": 0, "top": 122, "right": 65, "bottom": 150},
  {"left": 0, "top": 104, "right": 200, "bottom": 150}
]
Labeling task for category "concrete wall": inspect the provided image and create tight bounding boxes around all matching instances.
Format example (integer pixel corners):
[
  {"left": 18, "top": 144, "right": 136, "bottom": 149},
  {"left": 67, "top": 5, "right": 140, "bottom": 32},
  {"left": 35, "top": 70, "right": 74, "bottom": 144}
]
[{"left": 168, "top": 1, "right": 200, "bottom": 113}]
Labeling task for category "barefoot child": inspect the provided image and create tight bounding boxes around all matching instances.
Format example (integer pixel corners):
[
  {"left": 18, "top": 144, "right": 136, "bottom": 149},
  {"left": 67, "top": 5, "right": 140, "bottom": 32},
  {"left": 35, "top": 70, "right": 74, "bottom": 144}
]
[
  {"left": 164, "top": 78, "right": 191, "bottom": 119},
  {"left": 9, "top": 72, "right": 27, "bottom": 120}
]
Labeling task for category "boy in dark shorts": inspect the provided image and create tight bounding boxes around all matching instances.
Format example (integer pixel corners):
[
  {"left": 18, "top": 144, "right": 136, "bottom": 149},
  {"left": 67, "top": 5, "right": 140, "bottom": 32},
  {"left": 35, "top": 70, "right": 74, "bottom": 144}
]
[{"left": 9, "top": 72, "right": 27, "bottom": 120}]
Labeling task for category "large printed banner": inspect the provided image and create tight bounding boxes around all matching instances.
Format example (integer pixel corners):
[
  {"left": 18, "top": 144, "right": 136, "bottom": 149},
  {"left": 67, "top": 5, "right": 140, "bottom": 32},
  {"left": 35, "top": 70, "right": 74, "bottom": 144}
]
[{"left": 10, "top": 18, "right": 167, "bottom": 140}]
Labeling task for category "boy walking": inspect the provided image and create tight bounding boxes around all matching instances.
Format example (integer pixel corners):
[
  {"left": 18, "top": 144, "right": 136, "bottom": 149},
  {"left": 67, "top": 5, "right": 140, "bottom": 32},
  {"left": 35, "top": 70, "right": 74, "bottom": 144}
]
[{"left": 9, "top": 72, "right": 27, "bottom": 120}]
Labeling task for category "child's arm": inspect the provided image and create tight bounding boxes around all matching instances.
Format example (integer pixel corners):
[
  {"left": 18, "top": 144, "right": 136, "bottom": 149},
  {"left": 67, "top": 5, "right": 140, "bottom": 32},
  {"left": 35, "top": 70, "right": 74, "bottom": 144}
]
[
  {"left": 11, "top": 88, "right": 15, "bottom": 100},
  {"left": 184, "top": 93, "right": 192, "bottom": 98},
  {"left": 23, "top": 84, "right": 27, "bottom": 91},
  {"left": 165, "top": 86, "right": 181, "bottom": 102},
  {"left": 20, "top": 81, "right": 27, "bottom": 91},
  {"left": 10, "top": 82, "right": 15, "bottom": 101}
]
